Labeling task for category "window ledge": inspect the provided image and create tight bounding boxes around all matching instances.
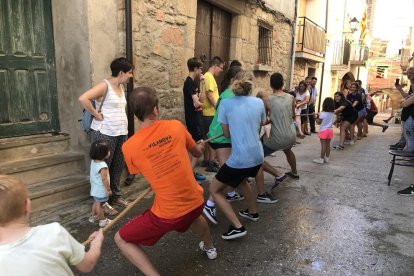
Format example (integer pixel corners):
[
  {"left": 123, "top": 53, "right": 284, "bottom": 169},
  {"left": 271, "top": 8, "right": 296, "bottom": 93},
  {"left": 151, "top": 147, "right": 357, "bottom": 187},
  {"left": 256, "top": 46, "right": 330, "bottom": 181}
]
[{"left": 254, "top": 64, "right": 273, "bottom": 72}]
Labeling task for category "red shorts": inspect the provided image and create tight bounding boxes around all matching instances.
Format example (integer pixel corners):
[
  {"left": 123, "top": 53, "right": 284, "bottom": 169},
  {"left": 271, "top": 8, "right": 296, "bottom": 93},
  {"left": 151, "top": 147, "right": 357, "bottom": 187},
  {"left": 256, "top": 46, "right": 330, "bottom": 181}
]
[
  {"left": 319, "top": 129, "right": 333, "bottom": 140},
  {"left": 118, "top": 204, "right": 203, "bottom": 246}
]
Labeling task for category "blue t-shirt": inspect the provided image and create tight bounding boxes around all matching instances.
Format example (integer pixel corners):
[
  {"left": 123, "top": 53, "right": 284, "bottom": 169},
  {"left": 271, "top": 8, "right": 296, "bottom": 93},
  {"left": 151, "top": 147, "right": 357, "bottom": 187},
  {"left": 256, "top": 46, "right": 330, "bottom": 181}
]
[
  {"left": 90, "top": 160, "right": 109, "bottom": 198},
  {"left": 218, "top": 96, "right": 266, "bottom": 168}
]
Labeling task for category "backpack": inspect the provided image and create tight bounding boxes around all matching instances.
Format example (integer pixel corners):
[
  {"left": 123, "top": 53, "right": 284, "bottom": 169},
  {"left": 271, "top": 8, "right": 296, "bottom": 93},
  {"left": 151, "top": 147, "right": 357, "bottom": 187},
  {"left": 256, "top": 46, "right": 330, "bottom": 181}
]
[{"left": 79, "top": 83, "right": 109, "bottom": 133}]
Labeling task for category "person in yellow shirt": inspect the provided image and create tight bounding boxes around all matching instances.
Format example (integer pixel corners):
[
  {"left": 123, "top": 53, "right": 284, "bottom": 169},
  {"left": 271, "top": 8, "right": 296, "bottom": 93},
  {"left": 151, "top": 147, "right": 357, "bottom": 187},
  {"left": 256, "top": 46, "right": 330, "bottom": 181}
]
[{"left": 201, "top": 56, "right": 224, "bottom": 172}]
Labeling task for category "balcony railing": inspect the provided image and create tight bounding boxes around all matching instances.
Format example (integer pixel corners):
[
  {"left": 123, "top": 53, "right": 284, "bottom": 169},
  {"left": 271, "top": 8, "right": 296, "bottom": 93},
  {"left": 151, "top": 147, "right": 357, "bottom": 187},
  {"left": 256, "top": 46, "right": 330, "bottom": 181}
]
[
  {"left": 295, "top": 17, "right": 326, "bottom": 60},
  {"left": 350, "top": 45, "right": 369, "bottom": 65},
  {"left": 331, "top": 39, "right": 351, "bottom": 66}
]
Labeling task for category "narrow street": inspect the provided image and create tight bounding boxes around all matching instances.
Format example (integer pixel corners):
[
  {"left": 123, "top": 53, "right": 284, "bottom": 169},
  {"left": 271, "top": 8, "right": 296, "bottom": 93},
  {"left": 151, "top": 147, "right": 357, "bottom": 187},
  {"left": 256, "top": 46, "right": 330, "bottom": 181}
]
[{"left": 67, "top": 113, "right": 414, "bottom": 276}]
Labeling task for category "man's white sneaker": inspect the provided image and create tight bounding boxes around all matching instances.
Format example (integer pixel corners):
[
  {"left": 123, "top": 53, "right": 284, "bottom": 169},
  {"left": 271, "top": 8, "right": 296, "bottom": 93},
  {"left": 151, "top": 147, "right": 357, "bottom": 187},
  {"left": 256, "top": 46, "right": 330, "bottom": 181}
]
[
  {"left": 313, "top": 158, "right": 324, "bottom": 164},
  {"left": 324, "top": 157, "right": 330, "bottom": 163},
  {"left": 199, "top": 241, "right": 217, "bottom": 259}
]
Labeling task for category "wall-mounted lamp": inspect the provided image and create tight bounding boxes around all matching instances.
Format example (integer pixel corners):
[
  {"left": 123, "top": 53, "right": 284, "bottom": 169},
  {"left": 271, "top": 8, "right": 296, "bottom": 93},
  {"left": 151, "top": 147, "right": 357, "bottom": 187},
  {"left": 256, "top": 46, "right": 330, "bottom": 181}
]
[{"left": 349, "top": 17, "right": 359, "bottom": 33}]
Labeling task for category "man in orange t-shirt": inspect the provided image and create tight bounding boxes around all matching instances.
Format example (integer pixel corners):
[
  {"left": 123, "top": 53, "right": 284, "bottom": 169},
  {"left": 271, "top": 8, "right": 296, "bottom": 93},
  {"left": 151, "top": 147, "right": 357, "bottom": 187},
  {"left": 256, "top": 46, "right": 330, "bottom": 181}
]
[{"left": 114, "top": 87, "right": 217, "bottom": 275}]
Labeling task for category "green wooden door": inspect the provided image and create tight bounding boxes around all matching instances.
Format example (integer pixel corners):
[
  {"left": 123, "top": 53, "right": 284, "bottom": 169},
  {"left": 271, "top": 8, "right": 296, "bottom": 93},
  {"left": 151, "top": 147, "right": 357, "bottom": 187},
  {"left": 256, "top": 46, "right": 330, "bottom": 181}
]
[{"left": 0, "top": 0, "right": 59, "bottom": 138}]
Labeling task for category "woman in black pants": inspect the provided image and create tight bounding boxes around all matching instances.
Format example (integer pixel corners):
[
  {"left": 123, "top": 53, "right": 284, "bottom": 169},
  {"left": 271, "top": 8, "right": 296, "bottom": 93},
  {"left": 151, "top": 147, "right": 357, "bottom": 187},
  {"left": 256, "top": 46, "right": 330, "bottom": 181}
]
[{"left": 333, "top": 92, "right": 358, "bottom": 150}]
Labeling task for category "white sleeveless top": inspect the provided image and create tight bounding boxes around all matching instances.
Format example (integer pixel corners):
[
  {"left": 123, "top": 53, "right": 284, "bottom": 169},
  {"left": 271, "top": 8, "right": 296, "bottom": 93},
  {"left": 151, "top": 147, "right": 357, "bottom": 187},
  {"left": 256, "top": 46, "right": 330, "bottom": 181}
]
[{"left": 91, "top": 80, "right": 128, "bottom": 136}]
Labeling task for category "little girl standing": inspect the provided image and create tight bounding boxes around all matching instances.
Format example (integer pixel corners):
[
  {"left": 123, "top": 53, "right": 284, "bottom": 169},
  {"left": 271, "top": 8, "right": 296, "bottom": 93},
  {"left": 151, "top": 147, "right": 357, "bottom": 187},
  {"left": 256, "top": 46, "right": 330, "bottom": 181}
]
[
  {"left": 313, "top": 97, "right": 335, "bottom": 164},
  {"left": 89, "top": 141, "right": 113, "bottom": 227}
]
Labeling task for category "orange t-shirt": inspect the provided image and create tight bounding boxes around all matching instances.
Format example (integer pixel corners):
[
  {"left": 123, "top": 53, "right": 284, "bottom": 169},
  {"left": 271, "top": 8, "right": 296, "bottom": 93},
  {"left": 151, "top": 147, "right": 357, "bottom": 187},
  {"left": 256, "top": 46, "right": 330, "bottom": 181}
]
[{"left": 122, "top": 120, "right": 204, "bottom": 219}]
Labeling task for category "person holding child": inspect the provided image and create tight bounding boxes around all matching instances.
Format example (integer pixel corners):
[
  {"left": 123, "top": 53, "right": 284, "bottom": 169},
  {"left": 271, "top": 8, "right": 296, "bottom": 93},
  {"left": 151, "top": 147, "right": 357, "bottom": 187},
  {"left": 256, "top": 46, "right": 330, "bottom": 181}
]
[
  {"left": 0, "top": 175, "right": 103, "bottom": 275},
  {"left": 79, "top": 57, "right": 133, "bottom": 215},
  {"left": 313, "top": 97, "right": 335, "bottom": 164}
]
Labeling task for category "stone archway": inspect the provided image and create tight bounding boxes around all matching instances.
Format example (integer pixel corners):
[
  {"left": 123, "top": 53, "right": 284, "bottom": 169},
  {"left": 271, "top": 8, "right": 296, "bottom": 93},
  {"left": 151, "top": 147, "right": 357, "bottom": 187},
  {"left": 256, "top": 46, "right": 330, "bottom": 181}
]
[{"left": 370, "top": 88, "right": 402, "bottom": 114}]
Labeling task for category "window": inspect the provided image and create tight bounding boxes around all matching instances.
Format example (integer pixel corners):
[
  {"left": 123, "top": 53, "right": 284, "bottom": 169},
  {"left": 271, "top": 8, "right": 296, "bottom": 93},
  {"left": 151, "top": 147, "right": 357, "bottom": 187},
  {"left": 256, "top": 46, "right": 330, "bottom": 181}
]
[{"left": 258, "top": 21, "right": 273, "bottom": 66}]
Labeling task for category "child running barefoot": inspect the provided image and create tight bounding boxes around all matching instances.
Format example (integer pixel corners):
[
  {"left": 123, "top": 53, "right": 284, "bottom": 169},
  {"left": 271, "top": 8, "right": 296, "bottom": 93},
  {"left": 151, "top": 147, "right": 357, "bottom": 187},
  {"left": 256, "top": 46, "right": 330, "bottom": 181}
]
[
  {"left": 0, "top": 175, "right": 103, "bottom": 275},
  {"left": 313, "top": 97, "right": 335, "bottom": 164},
  {"left": 89, "top": 141, "right": 114, "bottom": 227}
]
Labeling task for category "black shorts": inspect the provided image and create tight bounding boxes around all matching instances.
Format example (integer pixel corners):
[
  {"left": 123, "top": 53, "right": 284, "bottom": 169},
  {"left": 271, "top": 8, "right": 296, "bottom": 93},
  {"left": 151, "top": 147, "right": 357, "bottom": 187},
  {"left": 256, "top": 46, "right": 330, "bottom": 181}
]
[
  {"left": 215, "top": 163, "right": 262, "bottom": 188},
  {"left": 366, "top": 110, "right": 377, "bottom": 124},
  {"left": 344, "top": 113, "right": 358, "bottom": 125},
  {"left": 187, "top": 123, "right": 203, "bottom": 142},
  {"left": 202, "top": 116, "right": 214, "bottom": 139},
  {"left": 300, "top": 108, "right": 308, "bottom": 123},
  {"left": 209, "top": 142, "right": 231, "bottom": 150}
]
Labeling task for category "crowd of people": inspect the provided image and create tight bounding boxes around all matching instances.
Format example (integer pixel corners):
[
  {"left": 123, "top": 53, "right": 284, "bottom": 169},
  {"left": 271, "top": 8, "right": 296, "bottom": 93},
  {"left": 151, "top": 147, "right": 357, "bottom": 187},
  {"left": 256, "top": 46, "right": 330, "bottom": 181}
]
[{"left": 1, "top": 58, "right": 413, "bottom": 276}]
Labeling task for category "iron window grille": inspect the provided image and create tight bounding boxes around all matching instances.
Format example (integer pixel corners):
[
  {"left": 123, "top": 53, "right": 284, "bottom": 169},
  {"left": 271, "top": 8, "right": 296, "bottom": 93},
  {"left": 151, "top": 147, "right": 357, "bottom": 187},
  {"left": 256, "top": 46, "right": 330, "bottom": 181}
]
[{"left": 258, "top": 21, "right": 273, "bottom": 66}]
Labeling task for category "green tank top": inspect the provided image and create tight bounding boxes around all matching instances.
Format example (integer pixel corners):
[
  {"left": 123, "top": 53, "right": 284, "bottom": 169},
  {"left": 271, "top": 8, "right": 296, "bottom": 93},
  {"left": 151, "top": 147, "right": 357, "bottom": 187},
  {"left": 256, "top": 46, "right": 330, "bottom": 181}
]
[{"left": 207, "top": 88, "right": 234, "bottom": 144}]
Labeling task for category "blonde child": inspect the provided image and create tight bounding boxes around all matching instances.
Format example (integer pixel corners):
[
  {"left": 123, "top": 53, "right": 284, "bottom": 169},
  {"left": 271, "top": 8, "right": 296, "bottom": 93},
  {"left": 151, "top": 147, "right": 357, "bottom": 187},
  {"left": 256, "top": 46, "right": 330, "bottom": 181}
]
[
  {"left": 0, "top": 175, "right": 103, "bottom": 275},
  {"left": 89, "top": 141, "right": 114, "bottom": 227},
  {"left": 313, "top": 97, "right": 335, "bottom": 164}
]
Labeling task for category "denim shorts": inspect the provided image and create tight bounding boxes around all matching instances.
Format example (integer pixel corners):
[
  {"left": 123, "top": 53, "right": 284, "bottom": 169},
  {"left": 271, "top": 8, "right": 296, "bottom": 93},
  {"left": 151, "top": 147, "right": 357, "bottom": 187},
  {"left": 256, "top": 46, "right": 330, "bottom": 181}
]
[
  {"left": 404, "top": 116, "right": 414, "bottom": 152},
  {"left": 358, "top": 109, "right": 367, "bottom": 118},
  {"left": 93, "top": 196, "right": 109, "bottom": 203}
]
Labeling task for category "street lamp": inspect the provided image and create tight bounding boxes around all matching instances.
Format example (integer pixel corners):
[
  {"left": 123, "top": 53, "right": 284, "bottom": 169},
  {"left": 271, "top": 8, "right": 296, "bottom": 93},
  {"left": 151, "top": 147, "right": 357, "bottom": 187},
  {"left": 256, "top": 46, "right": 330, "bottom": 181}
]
[{"left": 349, "top": 17, "right": 359, "bottom": 33}]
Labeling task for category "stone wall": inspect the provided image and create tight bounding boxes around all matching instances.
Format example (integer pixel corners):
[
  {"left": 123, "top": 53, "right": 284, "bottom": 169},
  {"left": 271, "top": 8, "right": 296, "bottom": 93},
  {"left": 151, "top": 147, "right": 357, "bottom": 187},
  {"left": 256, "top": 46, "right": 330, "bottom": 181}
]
[{"left": 115, "top": 0, "right": 294, "bottom": 121}]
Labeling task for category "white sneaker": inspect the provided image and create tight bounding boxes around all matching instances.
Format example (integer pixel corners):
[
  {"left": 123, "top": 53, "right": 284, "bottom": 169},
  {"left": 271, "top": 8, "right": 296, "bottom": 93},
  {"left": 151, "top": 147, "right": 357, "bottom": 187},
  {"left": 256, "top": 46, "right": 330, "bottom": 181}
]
[
  {"left": 199, "top": 241, "right": 217, "bottom": 260},
  {"left": 99, "top": 218, "right": 112, "bottom": 227},
  {"left": 324, "top": 157, "right": 330, "bottom": 163},
  {"left": 313, "top": 158, "right": 324, "bottom": 164},
  {"left": 344, "top": 140, "right": 354, "bottom": 145},
  {"left": 88, "top": 215, "right": 98, "bottom": 223}
]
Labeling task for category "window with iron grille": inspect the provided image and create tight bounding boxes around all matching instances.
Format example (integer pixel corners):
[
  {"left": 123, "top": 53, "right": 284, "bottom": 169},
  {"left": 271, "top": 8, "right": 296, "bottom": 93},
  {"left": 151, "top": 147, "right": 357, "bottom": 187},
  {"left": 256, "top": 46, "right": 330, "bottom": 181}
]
[{"left": 258, "top": 21, "right": 273, "bottom": 66}]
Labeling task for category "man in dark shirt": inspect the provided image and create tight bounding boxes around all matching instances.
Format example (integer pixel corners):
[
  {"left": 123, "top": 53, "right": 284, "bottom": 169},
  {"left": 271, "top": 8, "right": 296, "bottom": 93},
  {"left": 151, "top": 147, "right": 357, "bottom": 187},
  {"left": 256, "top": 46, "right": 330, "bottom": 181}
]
[
  {"left": 397, "top": 66, "right": 414, "bottom": 196},
  {"left": 183, "top": 58, "right": 206, "bottom": 182}
]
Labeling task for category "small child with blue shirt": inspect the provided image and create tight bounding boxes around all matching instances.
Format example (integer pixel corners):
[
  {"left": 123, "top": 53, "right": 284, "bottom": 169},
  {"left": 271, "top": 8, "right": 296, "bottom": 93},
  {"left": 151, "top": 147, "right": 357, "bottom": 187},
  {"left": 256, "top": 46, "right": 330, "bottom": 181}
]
[{"left": 89, "top": 141, "right": 112, "bottom": 227}]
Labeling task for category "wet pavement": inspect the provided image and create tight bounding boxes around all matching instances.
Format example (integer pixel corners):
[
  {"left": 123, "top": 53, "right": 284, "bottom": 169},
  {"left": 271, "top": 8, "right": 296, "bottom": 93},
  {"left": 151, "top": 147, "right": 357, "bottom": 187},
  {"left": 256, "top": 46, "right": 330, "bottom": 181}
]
[{"left": 68, "top": 113, "right": 414, "bottom": 275}]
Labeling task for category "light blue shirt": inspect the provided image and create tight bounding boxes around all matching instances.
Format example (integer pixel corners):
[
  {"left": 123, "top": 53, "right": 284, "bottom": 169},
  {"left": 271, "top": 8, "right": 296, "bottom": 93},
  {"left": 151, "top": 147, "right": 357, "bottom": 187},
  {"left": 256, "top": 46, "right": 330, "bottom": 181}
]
[
  {"left": 218, "top": 96, "right": 266, "bottom": 168},
  {"left": 90, "top": 160, "right": 109, "bottom": 198}
]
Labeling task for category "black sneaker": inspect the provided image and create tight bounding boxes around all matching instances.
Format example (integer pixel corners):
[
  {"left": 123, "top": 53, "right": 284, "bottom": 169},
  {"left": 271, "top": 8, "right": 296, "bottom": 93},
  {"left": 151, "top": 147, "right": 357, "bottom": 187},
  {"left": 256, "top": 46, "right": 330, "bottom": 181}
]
[
  {"left": 205, "top": 165, "right": 219, "bottom": 173},
  {"left": 256, "top": 192, "right": 278, "bottom": 204},
  {"left": 226, "top": 192, "right": 244, "bottom": 202},
  {"left": 221, "top": 225, "right": 247, "bottom": 240},
  {"left": 397, "top": 184, "right": 414, "bottom": 196},
  {"left": 390, "top": 143, "right": 405, "bottom": 150},
  {"left": 272, "top": 175, "right": 287, "bottom": 190},
  {"left": 203, "top": 205, "right": 218, "bottom": 224},
  {"left": 238, "top": 209, "right": 259, "bottom": 221}
]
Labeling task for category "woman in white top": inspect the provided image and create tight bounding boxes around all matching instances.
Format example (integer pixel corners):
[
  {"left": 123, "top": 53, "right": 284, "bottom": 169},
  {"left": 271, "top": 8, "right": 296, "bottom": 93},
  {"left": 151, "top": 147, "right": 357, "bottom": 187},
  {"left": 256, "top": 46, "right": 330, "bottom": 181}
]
[
  {"left": 294, "top": 80, "right": 310, "bottom": 138},
  {"left": 79, "top": 58, "right": 133, "bottom": 214}
]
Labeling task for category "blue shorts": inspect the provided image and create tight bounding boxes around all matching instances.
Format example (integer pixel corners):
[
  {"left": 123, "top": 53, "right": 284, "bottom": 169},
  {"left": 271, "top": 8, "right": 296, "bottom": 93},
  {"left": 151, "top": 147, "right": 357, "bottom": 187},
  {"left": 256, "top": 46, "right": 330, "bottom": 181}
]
[
  {"left": 93, "top": 196, "right": 108, "bottom": 203},
  {"left": 358, "top": 109, "right": 367, "bottom": 118}
]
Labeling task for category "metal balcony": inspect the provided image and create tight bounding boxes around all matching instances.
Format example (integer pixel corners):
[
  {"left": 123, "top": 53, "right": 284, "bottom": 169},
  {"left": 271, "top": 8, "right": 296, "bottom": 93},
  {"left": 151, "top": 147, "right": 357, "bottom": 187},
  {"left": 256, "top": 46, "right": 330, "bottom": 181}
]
[{"left": 295, "top": 17, "right": 327, "bottom": 63}]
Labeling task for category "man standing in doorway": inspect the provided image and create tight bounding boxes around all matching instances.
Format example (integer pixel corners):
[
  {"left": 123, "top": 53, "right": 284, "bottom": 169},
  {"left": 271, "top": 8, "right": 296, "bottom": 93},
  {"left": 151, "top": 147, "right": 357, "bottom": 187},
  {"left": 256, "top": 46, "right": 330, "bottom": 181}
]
[
  {"left": 308, "top": 76, "right": 318, "bottom": 133},
  {"left": 202, "top": 56, "right": 224, "bottom": 172}
]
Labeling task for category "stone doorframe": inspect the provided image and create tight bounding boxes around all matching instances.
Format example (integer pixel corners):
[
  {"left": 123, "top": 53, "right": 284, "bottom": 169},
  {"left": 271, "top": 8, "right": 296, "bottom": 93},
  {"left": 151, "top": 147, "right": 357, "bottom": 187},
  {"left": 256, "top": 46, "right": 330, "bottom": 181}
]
[{"left": 370, "top": 88, "right": 403, "bottom": 115}]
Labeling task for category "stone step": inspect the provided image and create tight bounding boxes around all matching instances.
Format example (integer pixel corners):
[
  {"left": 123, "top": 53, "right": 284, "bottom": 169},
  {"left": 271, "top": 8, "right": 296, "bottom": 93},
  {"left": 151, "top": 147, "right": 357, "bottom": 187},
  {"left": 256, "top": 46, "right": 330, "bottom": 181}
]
[
  {"left": 0, "top": 152, "right": 85, "bottom": 185},
  {"left": 29, "top": 174, "right": 90, "bottom": 213},
  {"left": 0, "top": 133, "right": 71, "bottom": 163}
]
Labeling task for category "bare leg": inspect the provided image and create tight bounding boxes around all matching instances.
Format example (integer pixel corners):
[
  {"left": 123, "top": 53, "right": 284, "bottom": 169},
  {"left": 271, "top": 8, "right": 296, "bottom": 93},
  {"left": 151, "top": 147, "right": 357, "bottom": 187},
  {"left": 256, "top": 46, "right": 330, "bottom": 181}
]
[
  {"left": 207, "top": 147, "right": 233, "bottom": 203},
  {"left": 239, "top": 178, "right": 257, "bottom": 214},
  {"left": 209, "top": 177, "right": 242, "bottom": 228},
  {"left": 190, "top": 216, "right": 214, "bottom": 248},
  {"left": 363, "top": 119, "right": 369, "bottom": 136},
  {"left": 189, "top": 153, "right": 198, "bottom": 169},
  {"left": 320, "top": 139, "right": 326, "bottom": 158},
  {"left": 96, "top": 202, "right": 105, "bottom": 220},
  {"left": 283, "top": 148, "right": 297, "bottom": 174},
  {"left": 325, "top": 139, "right": 331, "bottom": 157},
  {"left": 295, "top": 116, "right": 304, "bottom": 136},
  {"left": 262, "top": 160, "right": 284, "bottom": 177},
  {"left": 114, "top": 232, "right": 160, "bottom": 276},
  {"left": 255, "top": 167, "right": 265, "bottom": 195}
]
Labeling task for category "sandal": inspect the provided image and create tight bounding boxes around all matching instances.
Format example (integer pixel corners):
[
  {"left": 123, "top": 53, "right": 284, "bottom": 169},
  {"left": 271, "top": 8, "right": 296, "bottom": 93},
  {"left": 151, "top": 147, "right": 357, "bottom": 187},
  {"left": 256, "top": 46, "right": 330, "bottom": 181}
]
[
  {"left": 286, "top": 171, "right": 299, "bottom": 179},
  {"left": 113, "top": 197, "right": 130, "bottom": 208},
  {"left": 102, "top": 202, "right": 119, "bottom": 216}
]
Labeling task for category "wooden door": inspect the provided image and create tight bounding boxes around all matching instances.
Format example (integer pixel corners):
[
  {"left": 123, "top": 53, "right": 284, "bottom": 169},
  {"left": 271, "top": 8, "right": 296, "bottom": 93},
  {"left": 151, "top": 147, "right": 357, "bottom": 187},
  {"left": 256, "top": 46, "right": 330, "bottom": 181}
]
[
  {"left": 0, "top": 0, "right": 59, "bottom": 138},
  {"left": 195, "top": 0, "right": 232, "bottom": 83}
]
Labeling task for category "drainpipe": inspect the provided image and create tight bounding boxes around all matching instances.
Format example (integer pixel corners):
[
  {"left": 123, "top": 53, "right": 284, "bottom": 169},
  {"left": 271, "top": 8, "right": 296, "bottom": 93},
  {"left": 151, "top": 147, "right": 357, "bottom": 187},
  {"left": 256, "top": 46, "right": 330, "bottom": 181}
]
[
  {"left": 317, "top": 0, "right": 329, "bottom": 112},
  {"left": 125, "top": 0, "right": 134, "bottom": 137},
  {"left": 288, "top": 0, "right": 299, "bottom": 90}
]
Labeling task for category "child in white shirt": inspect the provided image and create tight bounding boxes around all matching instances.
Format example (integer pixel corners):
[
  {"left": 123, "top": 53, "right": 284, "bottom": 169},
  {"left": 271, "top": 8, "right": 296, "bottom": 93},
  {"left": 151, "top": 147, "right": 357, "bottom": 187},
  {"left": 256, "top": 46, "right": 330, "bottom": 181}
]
[{"left": 313, "top": 97, "right": 335, "bottom": 164}]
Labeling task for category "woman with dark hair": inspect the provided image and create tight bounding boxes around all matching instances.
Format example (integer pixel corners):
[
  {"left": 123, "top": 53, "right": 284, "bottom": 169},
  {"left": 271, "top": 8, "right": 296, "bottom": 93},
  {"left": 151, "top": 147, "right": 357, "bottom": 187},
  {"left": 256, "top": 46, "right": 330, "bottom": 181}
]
[
  {"left": 341, "top": 80, "right": 352, "bottom": 97},
  {"left": 79, "top": 57, "right": 134, "bottom": 215},
  {"left": 332, "top": 92, "right": 358, "bottom": 150},
  {"left": 347, "top": 82, "right": 366, "bottom": 140},
  {"left": 294, "top": 80, "right": 310, "bottom": 138}
]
